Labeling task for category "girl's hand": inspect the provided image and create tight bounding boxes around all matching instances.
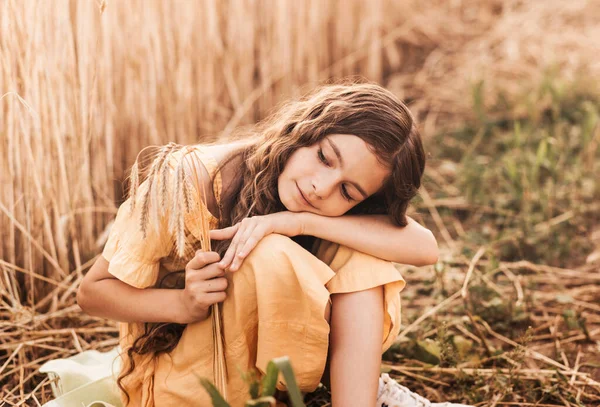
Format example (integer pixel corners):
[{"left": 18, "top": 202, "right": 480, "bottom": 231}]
[
  {"left": 210, "top": 212, "right": 304, "bottom": 272},
  {"left": 177, "top": 251, "right": 228, "bottom": 324}
]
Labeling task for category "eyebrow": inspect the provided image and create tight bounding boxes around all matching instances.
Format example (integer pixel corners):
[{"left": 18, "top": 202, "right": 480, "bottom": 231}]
[{"left": 326, "top": 138, "right": 369, "bottom": 199}]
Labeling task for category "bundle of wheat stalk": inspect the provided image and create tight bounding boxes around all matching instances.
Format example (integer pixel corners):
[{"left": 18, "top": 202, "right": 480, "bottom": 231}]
[{"left": 128, "top": 142, "right": 228, "bottom": 399}]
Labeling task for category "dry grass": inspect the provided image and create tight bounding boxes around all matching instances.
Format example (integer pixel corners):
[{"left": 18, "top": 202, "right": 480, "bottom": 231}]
[
  {"left": 307, "top": 74, "right": 600, "bottom": 405},
  {"left": 1, "top": 0, "right": 599, "bottom": 405},
  {"left": 377, "top": 254, "right": 600, "bottom": 406}
]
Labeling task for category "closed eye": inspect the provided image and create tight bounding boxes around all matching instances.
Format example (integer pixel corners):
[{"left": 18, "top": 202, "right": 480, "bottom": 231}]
[
  {"left": 318, "top": 148, "right": 355, "bottom": 201},
  {"left": 341, "top": 185, "right": 354, "bottom": 201},
  {"left": 317, "top": 148, "right": 330, "bottom": 166}
]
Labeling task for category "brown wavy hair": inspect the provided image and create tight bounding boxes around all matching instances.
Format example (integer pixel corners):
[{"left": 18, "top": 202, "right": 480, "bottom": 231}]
[{"left": 116, "top": 79, "right": 425, "bottom": 404}]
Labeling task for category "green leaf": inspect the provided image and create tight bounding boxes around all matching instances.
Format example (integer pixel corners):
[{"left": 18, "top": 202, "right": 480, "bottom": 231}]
[
  {"left": 237, "top": 365, "right": 262, "bottom": 399},
  {"left": 247, "top": 371, "right": 261, "bottom": 399},
  {"left": 417, "top": 338, "right": 441, "bottom": 363},
  {"left": 261, "top": 360, "right": 279, "bottom": 397},
  {"left": 197, "top": 375, "right": 232, "bottom": 407},
  {"left": 453, "top": 335, "right": 474, "bottom": 359},
  {"left": 272, "top": 356, "right": 306, "bottom": 407}
]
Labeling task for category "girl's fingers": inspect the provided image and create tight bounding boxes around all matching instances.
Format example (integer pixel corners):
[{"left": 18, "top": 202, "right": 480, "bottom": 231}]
[
  {"left": 212, "top": 223, "right": 241, "bottom": 269},
  {"left": 220, "top": 242, "right": 237, "bottom": 270},
  {"left": 201, "top": 277, "right": 228, "bottom": 293},
  {"left": 236, "top": 222, "right": 258, "bottom": 250},
  {"left": 195, "top": 263, "right": 226, "bottom": 281},
  {"left": 204, "top": 291, "right": 227, "bottom": 305},
  {"left": 228, "top": 223, "right": 258, "bottom": 271},
  {"left": 219, "top": 224, "right": 243, "bottom": 268},
  {"left": 186, "top": 251, "right": 220, "bottom": 271},
  {"left": 230, "top": 235, "right": 261, "bottom": 271},
  {"left": 210, "top": 224, "right": 240, "bottom": 241}
]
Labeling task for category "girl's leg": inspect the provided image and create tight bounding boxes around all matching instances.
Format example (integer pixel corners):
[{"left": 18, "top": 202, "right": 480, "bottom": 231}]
[{"left": 327, "top": 286, "right": 384, "bottom": 406}]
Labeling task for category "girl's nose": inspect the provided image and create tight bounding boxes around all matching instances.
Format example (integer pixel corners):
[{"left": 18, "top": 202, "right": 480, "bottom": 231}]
[
  {"left": 311, "top": 180, "right": 323, "bottom": 199},
  {"left": 312, "top": 172, "right": 338, "bottom": 199}
]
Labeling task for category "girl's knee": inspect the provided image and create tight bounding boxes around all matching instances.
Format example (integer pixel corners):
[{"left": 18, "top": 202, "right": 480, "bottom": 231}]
[
  {"left": 235, "top": 235, "right": 335, "bottom": 297},
  {"left": 236, "top": 234, "right": 303, "bottom": 279},
  {"left": 244, "top": 234, "right": 301, "bottom": 263}
]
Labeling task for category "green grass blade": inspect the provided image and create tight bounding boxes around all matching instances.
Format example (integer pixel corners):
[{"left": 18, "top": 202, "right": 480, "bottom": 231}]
[
  {"left": 196, "top": 374, "right": 231, "bottom": 407},
  {"left": 271, "top": 356, "right": 306, "bottom": 407},
  {"left": 261, "top": 360, "right": 279, "bottom": 397}
]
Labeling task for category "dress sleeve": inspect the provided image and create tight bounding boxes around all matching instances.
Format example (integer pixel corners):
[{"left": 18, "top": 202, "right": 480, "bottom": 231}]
[
  {"left": 102, "top": 143, "right": 208, "bottom": 289},
  {"left": 101, "top": 177, "right": 175, "bottom": 289},
  {"left": 313, "top": 239, "right": 407, "bottom": 351}
]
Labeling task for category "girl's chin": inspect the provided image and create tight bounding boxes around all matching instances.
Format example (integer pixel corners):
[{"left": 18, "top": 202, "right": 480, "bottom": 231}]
[
  {"left": 279, "top": 185, "right": 300, "bottom": 212},
  {"left": 279, "top": 194, "right": 296, "bottom": 212},
  {"left": 281, "top": 198, "right": 308, "bottom": 214},
  {"left": 282, "top": 199, "right": 302, "bottom": 213}
]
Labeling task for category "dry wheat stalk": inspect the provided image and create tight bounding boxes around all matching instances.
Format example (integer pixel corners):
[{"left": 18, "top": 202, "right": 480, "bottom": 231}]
[
  {"left": 182, "top": 148, "right": 228, "bottom": 398},
  {"left": 132, "top": 143, "right": 228, "bottom": 399}
]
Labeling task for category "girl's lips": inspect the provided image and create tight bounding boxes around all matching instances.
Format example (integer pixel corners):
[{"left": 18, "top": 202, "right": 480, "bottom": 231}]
[{"left": 296, "top": 183, "right": 315, "bottom": 209}]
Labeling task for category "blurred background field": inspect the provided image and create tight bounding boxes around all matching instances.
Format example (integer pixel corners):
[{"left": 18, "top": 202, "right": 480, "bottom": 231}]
[{"left": 1, "top": 0, "right": 599, "bottom": 405}]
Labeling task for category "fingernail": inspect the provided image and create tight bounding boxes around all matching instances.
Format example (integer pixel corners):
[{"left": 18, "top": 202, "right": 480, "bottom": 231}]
[{"left": 238, "top": 252, "right": 245, "bottom": 257}]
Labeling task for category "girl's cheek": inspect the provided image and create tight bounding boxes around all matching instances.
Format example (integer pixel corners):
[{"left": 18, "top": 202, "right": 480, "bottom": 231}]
[{"left": 321, "top": 202, "right": 347, "bottom": 217}]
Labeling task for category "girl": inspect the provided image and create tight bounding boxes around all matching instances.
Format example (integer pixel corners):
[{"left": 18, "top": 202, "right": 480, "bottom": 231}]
[{"left": 77, "top": 82, "right": 460, "bottom": 407}]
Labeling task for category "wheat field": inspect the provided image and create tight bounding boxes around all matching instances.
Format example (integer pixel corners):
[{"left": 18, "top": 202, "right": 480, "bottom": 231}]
[{"left": 1, "top": 0, "right": 599, "bottom": 405}]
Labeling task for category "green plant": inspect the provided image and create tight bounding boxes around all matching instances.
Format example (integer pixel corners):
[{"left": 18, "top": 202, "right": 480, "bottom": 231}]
[{"left": 197, "top": 356, "right": 306, "bottom": 407}]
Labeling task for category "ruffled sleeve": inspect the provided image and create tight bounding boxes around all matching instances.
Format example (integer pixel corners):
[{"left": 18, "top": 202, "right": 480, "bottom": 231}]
[
  {"left": 101, "top": 177, "right": 175, "bottom": 289},
  {"left": 314, "top": 239, "right": 406, "bottom": 351},
  {"left": 102, "top": 143, "right": 213, "bottom": 289}
]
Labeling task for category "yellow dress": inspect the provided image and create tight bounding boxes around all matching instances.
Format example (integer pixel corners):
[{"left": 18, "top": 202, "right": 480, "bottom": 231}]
[{"left": 101, "top": 145, "right": 406, "bottom": 407}]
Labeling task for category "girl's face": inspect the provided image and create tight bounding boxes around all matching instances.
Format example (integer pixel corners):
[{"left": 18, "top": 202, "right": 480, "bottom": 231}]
[{"left": 278, "top": 133, "right": 390, "bottom": 216}]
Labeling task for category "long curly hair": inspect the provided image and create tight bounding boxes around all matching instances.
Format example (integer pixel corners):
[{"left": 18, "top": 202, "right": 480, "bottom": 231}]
[
  {"left": 221, "top": 81, "right": 424, "bottom": 228},
  {"left": 116, "top": 80, "right": 425, "bottom": 404}
]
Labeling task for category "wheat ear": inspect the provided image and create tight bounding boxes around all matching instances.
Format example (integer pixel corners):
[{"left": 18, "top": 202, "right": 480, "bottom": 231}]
[
  {"left": 139, "top": 143, "right": 179, "bottom": 238},
  {"left": 128, "top": 159, "right": 140, "bottom": 217},
  {"left": 128, "top": 144, "right": 156, "bottom": 217},
  {"left": 157, "top": 142, "right": 179, "bottom": 217},
  {"left": 168, "top": 157, "right": 184, "bottom": 258}
]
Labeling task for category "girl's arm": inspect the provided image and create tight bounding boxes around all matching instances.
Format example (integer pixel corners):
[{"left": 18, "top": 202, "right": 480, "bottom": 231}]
[
  {"left": 300, "top": 212, "right": 438, "bottom": 266},
  {"left": 77, "top": 256, "right": 200, "bottom": 324},
  {"left": 79, "top": 150, "right": 226, "bottom": 324},
  {"left": 78, "top": 252, "right": 226, "bottom": 324},
  {"left": 212, "top": 211, "right": 439, "bottom": 271}
]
